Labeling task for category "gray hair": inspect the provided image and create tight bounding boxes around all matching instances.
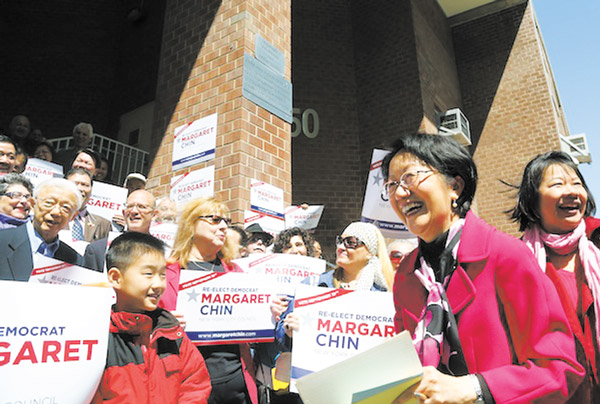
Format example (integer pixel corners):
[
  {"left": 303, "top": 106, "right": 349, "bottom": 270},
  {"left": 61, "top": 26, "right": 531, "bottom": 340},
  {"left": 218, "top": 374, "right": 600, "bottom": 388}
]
[
  {"left": 73, "top": 122, "right": 93, "bottom": 136},
  {"left": 34, "top": 178, "right": 83, "bottom": 211},
  {"left": 0, "top": 173, "right": 34, "bottom": 195}
]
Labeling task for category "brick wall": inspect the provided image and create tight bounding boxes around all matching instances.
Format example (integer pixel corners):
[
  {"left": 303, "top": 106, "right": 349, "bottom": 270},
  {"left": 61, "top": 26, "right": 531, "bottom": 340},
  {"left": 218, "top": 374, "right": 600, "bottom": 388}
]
[
  {"left": 412, "top": 0, "right": 462, "bottom": 124},
  {"left": 147, "top": 0, "right": 292, "bottom": 223},
  {"left": 453, "top": 2, "right": 561, "bottom": 235}
]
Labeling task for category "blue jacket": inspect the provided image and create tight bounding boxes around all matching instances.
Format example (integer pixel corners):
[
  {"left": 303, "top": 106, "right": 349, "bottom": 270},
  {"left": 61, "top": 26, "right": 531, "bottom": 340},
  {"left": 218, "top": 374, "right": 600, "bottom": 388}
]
[{"left": 275, "top": 270, "right": 386, "bottom": 350}]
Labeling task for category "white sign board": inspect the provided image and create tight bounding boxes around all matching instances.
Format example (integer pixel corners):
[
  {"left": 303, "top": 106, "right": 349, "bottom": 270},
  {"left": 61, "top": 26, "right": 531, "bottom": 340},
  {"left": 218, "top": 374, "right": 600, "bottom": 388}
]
[
  {"left": 361, "top": 149, "right": 413, "bottom": 238},
  {"left": 30, "top": 255, "right": 107, "bottom": 286},
  {"left": 0, "top": 281, "right": 113, "bottom": 403},
  {"left": 285, "top": 205, "right": 324, "bottom": 230},
  {"left": 176, "top": 271, "right": 280, "bottom": 345},
  {"left": 290, "top": 285, "right": 396, "bottom": 392},
  {"left": 244, "top": 210, "right": 285, "bottom": 238},
  {"left": 87, "top": 181, "right": 128, "bottom": 222},
  {"left": 250, "top": 179, "right": 284, "bottom": 220},
  {"left": 233, "top": 253, "right": 326, "bottom": 284},
  {"left": 22, "top": 158, "right": 63, "bottom": 187},
  {"left": 170, "top": 165, "right": 215, "bottom": 208},
  {"left": 172, "top": 113, "right": 217, "bottom": 171}
]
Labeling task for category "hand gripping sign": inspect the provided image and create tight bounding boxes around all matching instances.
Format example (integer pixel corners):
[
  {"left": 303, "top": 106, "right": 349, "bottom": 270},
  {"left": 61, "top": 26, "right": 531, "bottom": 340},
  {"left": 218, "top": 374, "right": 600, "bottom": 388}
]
[
  {"left": 176, "top": 271, "right": 288, "bottom": 345},
  {"left": 289, "top": 284, "right": 396, "bottom": 393},
  {"left": 0, "top": 281, "right": 113, "bottom": 403}
]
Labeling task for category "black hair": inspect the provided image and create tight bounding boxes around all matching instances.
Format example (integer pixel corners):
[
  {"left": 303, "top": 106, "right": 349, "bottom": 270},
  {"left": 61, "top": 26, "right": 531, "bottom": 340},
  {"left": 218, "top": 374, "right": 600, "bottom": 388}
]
[
  {"left": 381, "top": 133, "right": 478, "bottom": 218},
  {"left": 272, "top": 227, "right": 315, "bottom": 256},
  {"left": 32, "top": 140, "right": 55, "bottom": 160},
  {"left": 229, "top": 225, "right": 249, "bottom": 247},
  {"left": 65, "top": 167, "right": 94, "bottom": 184},
  {"left": 106, "top": 232, "right": 166, "bottom": 272},
  {"left": 73, "top": 148, "right": 101, "bottom": 170},
  {"left": 14, "top": 144, "right": 27, "bottom": 172},
  {"left": 0, "top": 134, "right": 17, "bottom": 149},
  {"left": 508, "top": 150, "right": 596, "bottom": 231},
  {"left": 98, "top": 155, "right": 112, "bottom": 182}
]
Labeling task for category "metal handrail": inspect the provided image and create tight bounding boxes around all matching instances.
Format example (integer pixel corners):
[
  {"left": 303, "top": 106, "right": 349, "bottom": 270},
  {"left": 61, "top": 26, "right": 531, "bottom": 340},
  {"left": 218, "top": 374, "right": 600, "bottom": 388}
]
[{"left": 48, "top": 134, "right": 149, "bottom": 185}]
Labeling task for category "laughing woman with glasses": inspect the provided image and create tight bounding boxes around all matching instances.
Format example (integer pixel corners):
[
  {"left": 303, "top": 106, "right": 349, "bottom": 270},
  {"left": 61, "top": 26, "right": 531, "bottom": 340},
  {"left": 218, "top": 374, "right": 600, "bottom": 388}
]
[
  {"left": 159, "top": 197, "right": 258, "bottom": 404},
  {"left": 383, "top": 133, "right": 583, "bottom": 404},
  {"left": 0, "top": 173, "right": 34, "bottom": 229}
]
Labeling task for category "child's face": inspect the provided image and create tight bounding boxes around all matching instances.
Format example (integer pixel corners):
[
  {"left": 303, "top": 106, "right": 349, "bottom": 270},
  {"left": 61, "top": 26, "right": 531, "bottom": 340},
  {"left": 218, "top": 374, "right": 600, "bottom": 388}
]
[{"left": 114, "top": 252, "right": 167, "bottom": 313}]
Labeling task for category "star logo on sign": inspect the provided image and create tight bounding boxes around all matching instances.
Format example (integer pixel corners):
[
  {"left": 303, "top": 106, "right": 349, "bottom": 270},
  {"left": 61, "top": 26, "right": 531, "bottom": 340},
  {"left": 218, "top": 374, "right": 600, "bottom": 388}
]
[
  {"left": 187, "top": 288, "right": 200, "bottom": 302},
  {"left": 372, "top": 171, "right": 384, "bottom": 187}
]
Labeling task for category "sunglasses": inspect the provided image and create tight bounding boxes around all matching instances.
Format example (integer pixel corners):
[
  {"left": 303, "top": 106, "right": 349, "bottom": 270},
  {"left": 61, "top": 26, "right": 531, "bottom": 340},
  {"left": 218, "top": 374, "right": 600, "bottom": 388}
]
[
  {"left": 198, "top": 215, "right": 232, "bottom": 226},
  {"left": 336, "top": 235, "right": 364, "bottom": 249},
  {"left": 389, "top": 250, "right": 406, "bottom": 261},
  {"left": 248, "top": 234, "right": 273, "bottom": 246}
]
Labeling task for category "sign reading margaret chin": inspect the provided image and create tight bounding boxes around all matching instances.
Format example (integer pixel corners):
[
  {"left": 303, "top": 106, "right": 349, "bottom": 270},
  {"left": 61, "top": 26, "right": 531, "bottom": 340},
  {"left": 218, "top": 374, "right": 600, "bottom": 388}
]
[{"left": 0, "top": 281, "right": 113, "bottom": 403}]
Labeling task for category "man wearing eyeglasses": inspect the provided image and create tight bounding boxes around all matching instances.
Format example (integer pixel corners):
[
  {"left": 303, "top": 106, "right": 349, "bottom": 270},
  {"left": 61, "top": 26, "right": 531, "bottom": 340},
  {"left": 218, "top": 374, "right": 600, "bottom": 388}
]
[
  {"left": 0, "top": 178, "right": 84, "bottom": 281},
  {"left": 83, "top": 190, "right": 157, "bottom": 272}
]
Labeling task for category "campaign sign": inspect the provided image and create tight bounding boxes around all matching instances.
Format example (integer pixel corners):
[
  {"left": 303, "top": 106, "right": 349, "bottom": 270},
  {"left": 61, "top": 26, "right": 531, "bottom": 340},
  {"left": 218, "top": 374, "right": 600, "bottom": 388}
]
[
  {"left": 285, "top": 205, "right": 324, "bottom": 230},
  {"left": 172, "top": 113, "right": 217, "bottom": 171},
  {"left": 87, "top": 181, "right": 128, "bottom": 222},
  {"left": 23, "top": 157, "right": 63, "bottom": 187},
  {"left": 177, "top": 271, "right": 279, "bottom": 345},
  {"left": 290, "top": 285, "right": 396, "bottom": 392},
  {"left": 244, "top": 210, "right": 285, "bottom": 237},
  {"left": 0, "top": 281, "right": 113, "bottom": 403},
  {"left": 170, "top": 165, "right": 215, "bottom": 208},
  {"left": 30, "top": 255, "right": 107, "bottom": 286},
  {"left": 361, "top": 149, "right": 413, "bottom": 239},
  {"left": 233, "top": 253, "right": 326, "bottom": 284},
  {"left": 150, "top": 222, "right": 178, "bottom": 247},
  {"left": 250, "top": 179, "right": 284, "bottom": 220}
]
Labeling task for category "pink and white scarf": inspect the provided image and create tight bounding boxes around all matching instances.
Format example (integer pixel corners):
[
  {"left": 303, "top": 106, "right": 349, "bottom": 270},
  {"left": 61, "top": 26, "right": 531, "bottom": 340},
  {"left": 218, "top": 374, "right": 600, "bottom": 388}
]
[{"left": 523, "top": 220, "right": 600, "bottom": 349}]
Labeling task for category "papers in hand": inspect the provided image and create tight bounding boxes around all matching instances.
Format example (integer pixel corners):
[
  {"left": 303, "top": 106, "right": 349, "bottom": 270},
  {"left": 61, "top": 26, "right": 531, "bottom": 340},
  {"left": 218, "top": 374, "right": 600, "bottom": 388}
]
[{"left": 295, "top": 331, "right": 422, "bottom": 404}]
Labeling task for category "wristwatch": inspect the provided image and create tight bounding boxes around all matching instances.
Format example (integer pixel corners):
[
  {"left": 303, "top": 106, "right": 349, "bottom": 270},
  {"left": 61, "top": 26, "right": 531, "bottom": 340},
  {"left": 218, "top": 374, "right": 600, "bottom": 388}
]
[{"left": 469, "top": 374, "right": 485, "bottom": 404}]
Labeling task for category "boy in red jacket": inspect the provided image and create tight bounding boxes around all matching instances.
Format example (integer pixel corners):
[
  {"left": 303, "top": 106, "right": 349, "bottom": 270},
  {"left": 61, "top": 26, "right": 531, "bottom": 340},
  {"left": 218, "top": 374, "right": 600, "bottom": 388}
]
[{"left": 92, "top": 232, "right": 211, "bottom": 403}]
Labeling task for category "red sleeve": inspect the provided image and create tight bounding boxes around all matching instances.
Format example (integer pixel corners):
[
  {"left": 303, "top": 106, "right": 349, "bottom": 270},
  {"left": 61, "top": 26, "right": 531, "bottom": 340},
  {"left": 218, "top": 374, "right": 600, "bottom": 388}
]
[
  {"left": 159, "top": 262, "right": 181, "bottom": 311},
  {"left": 178, "top": 334, "right": 212, "bottom": 403}
]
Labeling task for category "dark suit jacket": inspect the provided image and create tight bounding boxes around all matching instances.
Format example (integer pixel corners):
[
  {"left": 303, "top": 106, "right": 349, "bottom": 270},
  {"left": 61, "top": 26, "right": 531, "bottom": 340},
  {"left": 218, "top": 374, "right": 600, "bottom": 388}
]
[
  {"left": 0, "top": 224, "right": 84, "bottom": 281},
  {"left": 83, "top": 237, "right": 108, "bottom": 272},
  {"left": 82, "top": 212, "right": 112, "bottom": 243}
]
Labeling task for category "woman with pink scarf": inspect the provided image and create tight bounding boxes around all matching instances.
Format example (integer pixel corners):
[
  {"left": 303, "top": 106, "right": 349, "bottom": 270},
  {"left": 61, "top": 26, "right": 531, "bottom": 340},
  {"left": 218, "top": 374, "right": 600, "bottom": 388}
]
[{"left": 511, "top": 150, "right": 600, "bottom": 402}]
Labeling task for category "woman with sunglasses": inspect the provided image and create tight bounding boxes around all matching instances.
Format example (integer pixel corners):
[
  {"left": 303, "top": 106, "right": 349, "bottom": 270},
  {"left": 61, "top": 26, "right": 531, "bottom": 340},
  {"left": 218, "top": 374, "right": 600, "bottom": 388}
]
[
  {"left": 272, "top": 222, "right": 394, "bottom": 348},
  {"left": 0, "top": 173, "right": 34, "bottom": 229},
  {"left": 159, "top": 197, "right": 258, "bottom": 404},
  {"left": 382, "top": 133, "right": 582, "bottom": 403},
  {"left": 509, "top": 151, "right": 600, "bottom": 402}
]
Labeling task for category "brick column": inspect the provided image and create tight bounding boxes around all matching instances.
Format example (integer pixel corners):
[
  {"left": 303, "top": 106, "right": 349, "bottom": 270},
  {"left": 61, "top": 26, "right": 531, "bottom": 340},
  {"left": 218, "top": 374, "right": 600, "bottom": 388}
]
[{"left": 147, "top": 0, "right": 292, "bottom": 222}]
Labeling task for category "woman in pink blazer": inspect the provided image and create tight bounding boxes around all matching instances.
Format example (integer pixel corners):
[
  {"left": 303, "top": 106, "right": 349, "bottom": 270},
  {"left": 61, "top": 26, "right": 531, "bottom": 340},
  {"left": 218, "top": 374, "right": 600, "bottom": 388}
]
[
  {"left": 382, "top": 134, "right": 583, "bottom": 403},
  {"left": 510, "top": 151, "right": 600, "bottom": 402}
]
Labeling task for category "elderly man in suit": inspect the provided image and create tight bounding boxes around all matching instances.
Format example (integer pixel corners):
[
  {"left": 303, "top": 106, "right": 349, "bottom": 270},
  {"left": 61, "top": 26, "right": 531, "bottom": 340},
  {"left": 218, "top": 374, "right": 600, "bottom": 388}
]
[
  {"left": 0, "top": 178, "right": 84, "bottom": 281},
  {"left": 65, "top": 167, "right": 111, "bottom": 243}
]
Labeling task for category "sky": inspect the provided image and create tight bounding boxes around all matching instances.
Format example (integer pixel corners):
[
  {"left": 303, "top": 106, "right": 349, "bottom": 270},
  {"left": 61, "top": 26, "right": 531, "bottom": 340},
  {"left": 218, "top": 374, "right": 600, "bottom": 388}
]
[{"left": 532, "top": 0, "right": 600, "bottom": 199}]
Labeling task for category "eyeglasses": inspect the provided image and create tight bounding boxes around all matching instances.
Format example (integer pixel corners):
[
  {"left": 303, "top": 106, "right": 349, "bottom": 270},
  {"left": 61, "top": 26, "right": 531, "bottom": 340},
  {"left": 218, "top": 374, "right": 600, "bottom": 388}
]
[
  {"left": 248, "top": 234, "right": 273, "bottom": 246},
  {"left": 198, "top": 215, "right": 232, "bottom": 226},
  {"left": 124, "top": 203, "right": 154, "bottom": 212},
  {"left": 1, "top": 191, "right": 32, "bottom": 201},
  {"left": 38, "top": 198, "right": 76, "bottom": 215},
  {"left": 336, "top": 235, "right": 364, "bottom": 249},
  {"left": 389, "top": 250, "right": 407, "bottom": 261},
  {"left": 381, "top": 170, "right": 433, "bottom": 198}
]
